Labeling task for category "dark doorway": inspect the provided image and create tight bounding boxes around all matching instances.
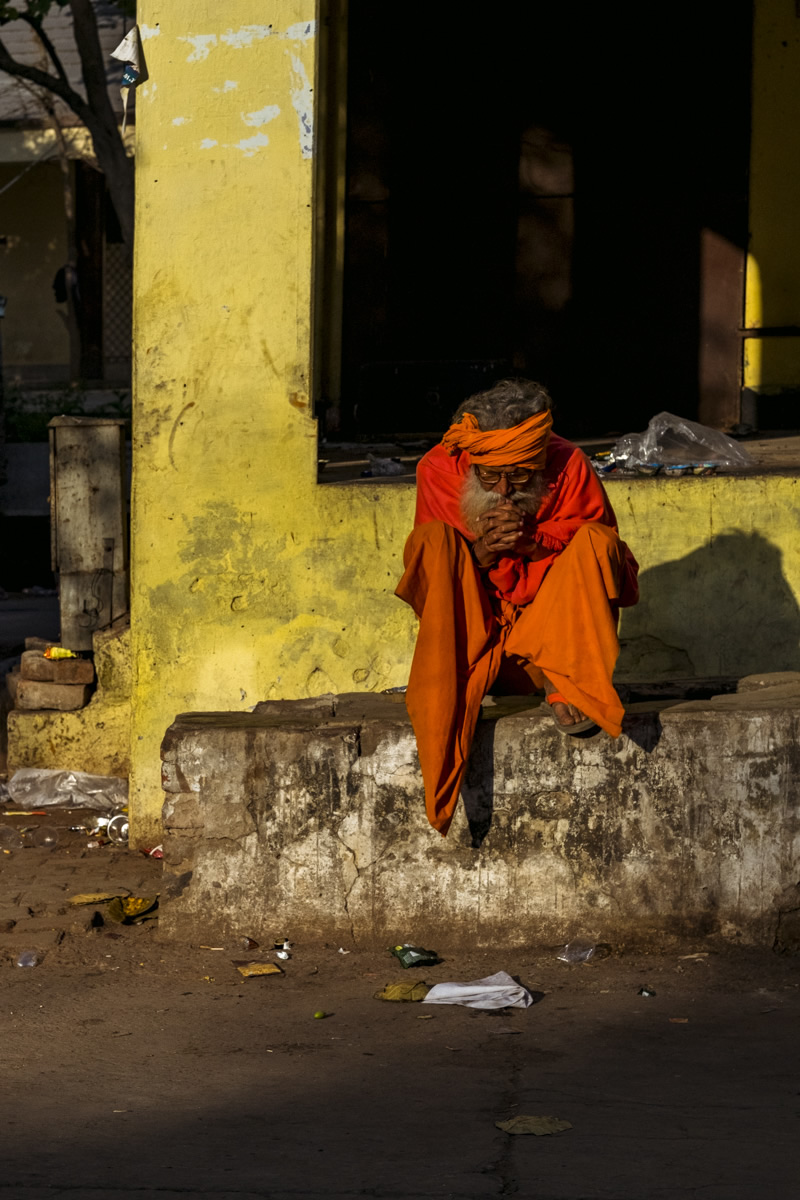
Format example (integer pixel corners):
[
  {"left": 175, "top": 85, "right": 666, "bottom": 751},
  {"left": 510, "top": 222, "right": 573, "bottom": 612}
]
[{"left": 323, "top": 1, "right": 752, "bottom": 440}]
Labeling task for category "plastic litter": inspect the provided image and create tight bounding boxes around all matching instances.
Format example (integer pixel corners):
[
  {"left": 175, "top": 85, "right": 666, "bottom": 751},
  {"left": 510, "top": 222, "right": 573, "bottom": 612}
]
[
  {"left": 43, "top": 646, "right": 77, "bottom": 660},
  {"left": 107, "top": 814, "right": 129, "bottom": 845},
  {"left": 495, "top": 1115, "right": 572, "bottom": 1137},
  {"left": 638, "top": 985, "right": 657, "bottom": 997},
  {"left": 234, "top": 961, "right": 283, "bottom": 978},
  {"left": 102, "top": 896, "right": 158, "bottom": 925},
  {"left": 611, "top": 412, "right": 754, "bottom": 472},
  {"left": 374, "top": 980, "right": 431, "bottom": 1002},
  {"left": 556, "top": 939, "right": 596, "bottom": 964},
  {"left": 360, "top": 453, "right": 406, "bottom": 477},
  {"left": 0, "top": 825, "right": 24, "bottom": 850},
  {"left": 389, "top": 943, "right": 441, "bottom": 969},
  {"left": 7, "top": 769, "right": 128, "bottom": 813},
  {"left": 32, "top": 826, "right": 59, "bottom": 849},
  {"left": 241, "top": 936, "right": 259, "bottom": 950},
  {"left": 422, "top": 970, "right": 534, "bottom": 1010},
  {"left": 15, "top": 950, "right": 42, "bottom": 968}
]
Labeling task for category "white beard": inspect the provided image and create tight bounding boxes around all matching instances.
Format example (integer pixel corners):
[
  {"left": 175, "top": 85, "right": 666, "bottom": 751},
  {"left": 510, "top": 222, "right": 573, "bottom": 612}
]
[{"left": 460, "top": 470, "right": 546, "bottom": 536}]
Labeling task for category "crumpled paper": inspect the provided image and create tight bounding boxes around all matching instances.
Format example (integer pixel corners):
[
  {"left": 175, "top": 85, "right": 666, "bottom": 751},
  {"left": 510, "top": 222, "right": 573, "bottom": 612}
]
[{"left": 422, "top": 970, "right": 534, "bottom": 1010}]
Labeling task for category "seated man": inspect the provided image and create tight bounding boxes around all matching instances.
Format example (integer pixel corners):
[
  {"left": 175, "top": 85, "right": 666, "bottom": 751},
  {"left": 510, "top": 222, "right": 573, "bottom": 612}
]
[{"left": 396, "top": 378, "right": 639, "bottom": 837}]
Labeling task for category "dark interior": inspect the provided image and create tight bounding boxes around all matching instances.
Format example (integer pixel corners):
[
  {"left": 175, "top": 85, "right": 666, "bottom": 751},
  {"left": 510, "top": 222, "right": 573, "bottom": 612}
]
[{"left": 327, "top": 1, "right": 752, "bottom": 440}]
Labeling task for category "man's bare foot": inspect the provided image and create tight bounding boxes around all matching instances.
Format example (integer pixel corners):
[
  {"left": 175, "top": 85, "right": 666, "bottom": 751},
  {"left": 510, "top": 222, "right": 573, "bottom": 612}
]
[{"left": 543, "top": 680, "right": 589, "bottom": 727}]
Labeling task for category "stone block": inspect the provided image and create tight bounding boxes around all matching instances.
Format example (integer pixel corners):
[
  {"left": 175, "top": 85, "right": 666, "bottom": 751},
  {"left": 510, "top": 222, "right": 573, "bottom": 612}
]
[
  {"left": 20, "top": 651, "right": 95, "bottom": 685},
  {"left": 158, "top": 690, "right": 800, "bottom": 951},
  {"left": 15, "top": 679, "right": 91, "bottom": 711},
  {"left": 24, "top": 637, "right": 56, "bottom": 652},
  {"left": 5, "top": 668, "right": 19, "bottom": 703}
]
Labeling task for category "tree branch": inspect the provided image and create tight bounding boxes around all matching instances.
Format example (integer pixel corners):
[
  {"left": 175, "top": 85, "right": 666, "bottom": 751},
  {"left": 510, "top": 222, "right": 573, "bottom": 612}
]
[
  {"left": 19, "top": 10, "right": 70, "bottom": 88},
  {"left": 0, "top": 34, "right": 92, "bottom": 125}
]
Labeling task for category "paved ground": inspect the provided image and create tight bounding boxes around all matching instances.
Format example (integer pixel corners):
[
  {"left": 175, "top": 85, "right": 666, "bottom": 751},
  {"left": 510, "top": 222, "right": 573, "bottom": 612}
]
[{"left": 0, "top": 807, "right": 798, "bottom": 1199}]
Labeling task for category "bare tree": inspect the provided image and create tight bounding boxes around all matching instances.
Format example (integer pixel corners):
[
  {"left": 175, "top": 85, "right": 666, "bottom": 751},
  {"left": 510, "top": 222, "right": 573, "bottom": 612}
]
[{"left": 0, "top": 0, "right": 134, "bottom": 250}]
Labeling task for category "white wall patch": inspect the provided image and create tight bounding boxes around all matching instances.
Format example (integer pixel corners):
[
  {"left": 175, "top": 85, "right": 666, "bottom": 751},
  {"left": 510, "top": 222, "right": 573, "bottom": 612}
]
[
  {"left": 200, "top": 139, "right": 218, "bottom": 149},
  {"left": 221, "top": 25, "right": 273, "bottom": 48},
  {"left": 172, "top": 116, "right": 189, "bottom": 126},
  {"left": 285, "top": 21, "right": 316, "bottom": 42},
  {"left": 289, "top": 55, "right": 313, "bottom": 159},
  {"left": 234, "top": 132, "right": 271, "bottom": 157},
  {"left": 242, "top": 104, "right": 281, "bottom": 128},
  {"left": 181, "top": 34, "right": 217, "bottom": 62},
  {"left": 140, "top": 24, "right": 160, "bottom": 40}
]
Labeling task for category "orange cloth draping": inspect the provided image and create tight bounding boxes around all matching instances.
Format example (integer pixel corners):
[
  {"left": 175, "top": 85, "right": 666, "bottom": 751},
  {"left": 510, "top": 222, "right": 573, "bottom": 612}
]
[
  {"left": 441, "top": 409, "right": 553, "bottom": 468},
  {"left": 396, "top": 434, "right": 640, "bottom": 836}
]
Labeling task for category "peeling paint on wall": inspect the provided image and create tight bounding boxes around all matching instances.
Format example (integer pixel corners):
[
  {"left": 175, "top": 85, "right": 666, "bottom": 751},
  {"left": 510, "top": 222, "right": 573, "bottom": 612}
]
[
  {"left": 221, "top": 25, "right": 274, "bottom": 48},
  {"left": 233, "top": 131, "right": 271, "bottom": 157},
  {"left": 289, "top": 55, "right": 313, "bottom": 159},
  {"left": 181, "top": 33, "right": 218, "bottom": 62},
  {"left": 172, "top": 116, "right": 190, "bottom": 125},
  {"left": 200, "top": 138, "right": 218, "bottom": 149},
  {"left": 140, "top": 23, "right": 160, "bottom": 40},
  {"left": 243, "top": 104, "right": 281, "bottom": 128},
  {"left": 180, "top": 22, "right": 315, "bottom": 63}
]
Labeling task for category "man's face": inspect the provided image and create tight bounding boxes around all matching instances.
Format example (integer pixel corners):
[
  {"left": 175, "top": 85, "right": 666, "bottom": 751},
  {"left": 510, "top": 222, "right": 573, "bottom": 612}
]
[{"left": 473, "top": 464, "right": 539, "bottom": 499}]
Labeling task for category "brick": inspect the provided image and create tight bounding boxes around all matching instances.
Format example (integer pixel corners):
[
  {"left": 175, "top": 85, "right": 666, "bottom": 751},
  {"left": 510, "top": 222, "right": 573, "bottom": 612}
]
[
  {"left": 15, "top": 679, "right": 91, "bottom": 711},
  {"left": 20, "top": 650, "right": 95, "bottom": 685},
  {"left": 24, "top": 637, "right": 57, "bottom": 653}
]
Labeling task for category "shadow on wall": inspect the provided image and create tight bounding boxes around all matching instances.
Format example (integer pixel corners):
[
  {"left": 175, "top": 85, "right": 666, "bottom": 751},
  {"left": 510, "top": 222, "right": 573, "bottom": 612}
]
[{"left": 616, "top": 532, "right": 800, "bottom": 680}]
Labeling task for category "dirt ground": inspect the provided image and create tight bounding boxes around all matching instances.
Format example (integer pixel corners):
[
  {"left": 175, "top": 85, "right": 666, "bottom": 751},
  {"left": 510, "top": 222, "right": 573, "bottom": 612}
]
[{"left": 1, "top": 810, "right": 798, "bottom": 1200}]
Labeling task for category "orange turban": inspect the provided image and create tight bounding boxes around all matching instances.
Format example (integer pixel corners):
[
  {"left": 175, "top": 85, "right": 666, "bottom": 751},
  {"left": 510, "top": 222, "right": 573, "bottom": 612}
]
[{"left": 440, "top": 409, "right": 553, "bottom": 469}]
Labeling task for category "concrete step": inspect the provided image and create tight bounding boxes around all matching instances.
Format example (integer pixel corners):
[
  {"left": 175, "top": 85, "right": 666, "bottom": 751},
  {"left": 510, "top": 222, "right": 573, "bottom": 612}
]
[{"left": 158, "top": 680, "right": 800, "bottom": 950}]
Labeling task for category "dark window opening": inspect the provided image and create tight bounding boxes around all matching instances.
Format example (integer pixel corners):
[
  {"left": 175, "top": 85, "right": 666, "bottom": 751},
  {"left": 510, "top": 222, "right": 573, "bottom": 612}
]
[{"left": 318, "top": 1, "right": 752, "bottom": 447}]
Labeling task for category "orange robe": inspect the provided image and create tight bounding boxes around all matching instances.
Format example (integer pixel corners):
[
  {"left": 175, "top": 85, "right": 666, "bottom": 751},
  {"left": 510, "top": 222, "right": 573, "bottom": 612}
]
[{"left": 396, "top": 436, "right": 639, "bottom": 836}]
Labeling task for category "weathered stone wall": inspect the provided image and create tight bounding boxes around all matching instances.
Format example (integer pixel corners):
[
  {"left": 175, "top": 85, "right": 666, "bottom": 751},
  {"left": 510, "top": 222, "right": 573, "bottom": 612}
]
[{"left": 159, "top": 689, "right": 800, "bottom": 950}]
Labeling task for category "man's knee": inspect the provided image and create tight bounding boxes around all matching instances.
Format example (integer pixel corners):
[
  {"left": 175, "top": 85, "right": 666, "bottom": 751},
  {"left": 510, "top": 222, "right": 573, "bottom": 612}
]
[{"left": 569, "top": 522, "right": 623, "bottom": 558}]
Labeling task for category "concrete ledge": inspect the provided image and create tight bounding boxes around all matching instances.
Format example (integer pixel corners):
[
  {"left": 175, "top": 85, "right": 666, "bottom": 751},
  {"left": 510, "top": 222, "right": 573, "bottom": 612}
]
[{"left": 159, "top": 685, "right": 800, "bottom": 949}]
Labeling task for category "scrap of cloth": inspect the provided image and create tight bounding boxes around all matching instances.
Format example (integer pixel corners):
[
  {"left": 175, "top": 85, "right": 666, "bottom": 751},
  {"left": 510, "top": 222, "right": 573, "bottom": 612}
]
[
  {"left": 441, "top": 409, "right": 553, "bottom": 469},
  {"left": 396, "top": 433, "right": 639, "bottom": 836},
  {"left": 422, "top": 970, "right": 535, "bottom": 1010}
]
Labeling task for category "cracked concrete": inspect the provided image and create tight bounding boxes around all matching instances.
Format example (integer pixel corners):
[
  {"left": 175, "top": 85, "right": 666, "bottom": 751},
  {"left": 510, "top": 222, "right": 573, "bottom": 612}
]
[{"left": 159, "top": 680, "right": 800, "bottom": 949}]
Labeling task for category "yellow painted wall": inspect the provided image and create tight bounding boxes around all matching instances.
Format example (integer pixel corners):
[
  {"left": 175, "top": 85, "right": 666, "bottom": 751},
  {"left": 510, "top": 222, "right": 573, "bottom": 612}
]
[
  {"left": 131, "top": 1, "right": 800, "bottom": 845},
  {"left": 0, "top": 161, "right": 69, "bottom": 370},
  {"left": 744, "top": 0, "right": 800, "bottom": 389}
]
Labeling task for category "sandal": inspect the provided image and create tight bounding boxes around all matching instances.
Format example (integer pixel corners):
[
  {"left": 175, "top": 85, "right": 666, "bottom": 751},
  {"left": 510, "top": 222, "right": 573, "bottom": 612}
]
[{"left": 541, "top": 692, "right": 599, "bottom": 736}]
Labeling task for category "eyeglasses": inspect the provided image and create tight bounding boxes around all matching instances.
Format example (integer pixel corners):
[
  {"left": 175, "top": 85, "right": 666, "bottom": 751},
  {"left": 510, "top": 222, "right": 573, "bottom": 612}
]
[{"left": 474, "top": 465, "right": 536, "bottom": 486}]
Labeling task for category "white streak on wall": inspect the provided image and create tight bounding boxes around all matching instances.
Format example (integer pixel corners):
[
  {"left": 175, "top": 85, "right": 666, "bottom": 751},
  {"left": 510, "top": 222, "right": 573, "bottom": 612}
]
[
  {"left": 140, "top": 24, "right": 160, "bottom": 40},
  {"left": 242, "top": 104, "right": 281, "bottom": 128},
  {"left": 221, "top": 25, "right": 273, "bottom": 48},
  {"left": 181, "top": 34, "right": 217, "bottom": 62},
  {"left": 285, "top": 21, "right": 316, "bottom": 42},
  {"left": 289, "top": 54, "right": 314, "bottom": 159},
  {"left": 233, "top": 132, "right": 271, "bottom": 157}
]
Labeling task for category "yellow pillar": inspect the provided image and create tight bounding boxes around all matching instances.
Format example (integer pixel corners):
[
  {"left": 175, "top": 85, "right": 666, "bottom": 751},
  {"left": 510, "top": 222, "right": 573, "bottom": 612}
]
[{"left": 130, "top": 3, "right": 416, "bottom": 843}]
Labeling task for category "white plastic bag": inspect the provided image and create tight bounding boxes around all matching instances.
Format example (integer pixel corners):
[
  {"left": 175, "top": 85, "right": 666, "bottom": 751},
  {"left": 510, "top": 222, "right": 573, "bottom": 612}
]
[
  {"left": 7, "top": 769, "right": 128, "bottom": 812},
  {"left": 613, "top": 412, "right": 754, "bottom": 469},
  {"left": 422, "top": 970, "right": 534, "bottom": 1010}
]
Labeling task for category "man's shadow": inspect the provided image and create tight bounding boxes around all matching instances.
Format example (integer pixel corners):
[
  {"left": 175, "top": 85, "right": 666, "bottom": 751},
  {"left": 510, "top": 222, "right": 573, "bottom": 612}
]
[
  {"left": 461, "top": 532, "right": 800, "bottom": 846},
  {"left": 617, "top": 531, "right": 800, "bottom": 680}
]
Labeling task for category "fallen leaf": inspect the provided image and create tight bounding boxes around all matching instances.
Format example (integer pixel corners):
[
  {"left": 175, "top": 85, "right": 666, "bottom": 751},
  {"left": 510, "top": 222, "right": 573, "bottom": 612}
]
[
  {"left": 495, "top": 1115, "right": 572, "bottom": 1137},
  {"left": 69, "top": 892, "right": 127, "bottom": 906},
  {"left": 374, "top": 980, "right": 430, "bottom": 1002}
]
